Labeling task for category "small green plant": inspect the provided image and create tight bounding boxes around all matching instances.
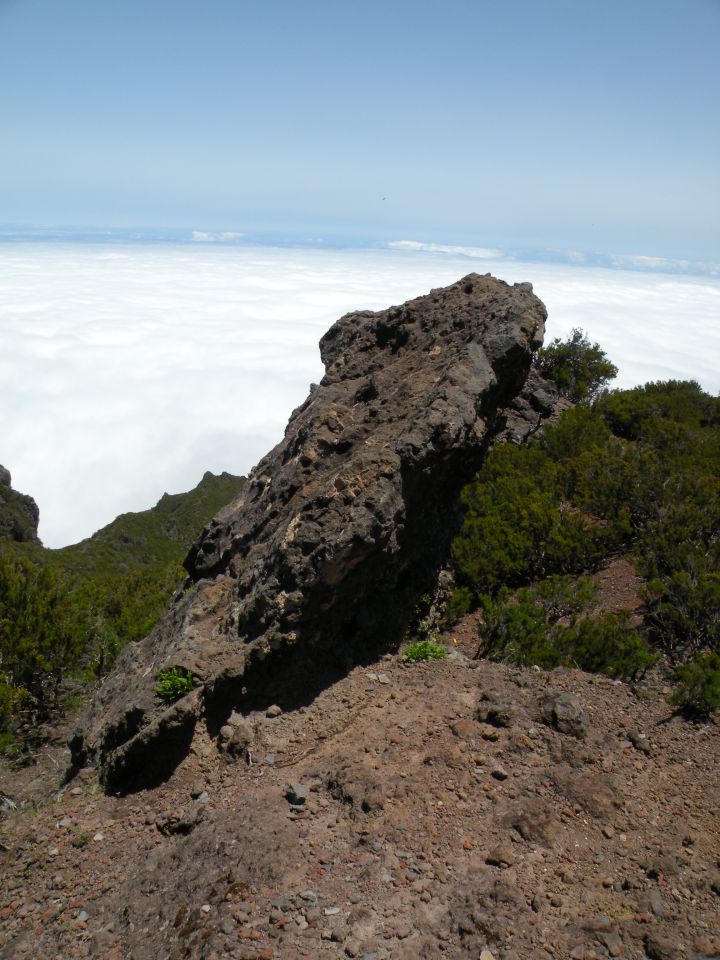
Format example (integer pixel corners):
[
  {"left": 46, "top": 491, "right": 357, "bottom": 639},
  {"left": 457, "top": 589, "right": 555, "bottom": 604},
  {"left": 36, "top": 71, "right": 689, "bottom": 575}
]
[
  {"left": 155, "top": 666, "right": 196, "bottom": 701},
  {"left": 71, "top": 831, "right": 91, "bottom": 849},
  {"left": 668, "top": 652, "right": 720, "bottom": 718},
  {"left": 405, "top": 640, "right": 447, "bottom": 662}
]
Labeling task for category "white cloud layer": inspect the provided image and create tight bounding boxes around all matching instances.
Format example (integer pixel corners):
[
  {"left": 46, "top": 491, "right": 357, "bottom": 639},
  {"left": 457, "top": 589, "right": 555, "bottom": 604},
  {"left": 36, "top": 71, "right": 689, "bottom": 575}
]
[{"left": 1, "top": 243, "right": 718, "bottom": 548}]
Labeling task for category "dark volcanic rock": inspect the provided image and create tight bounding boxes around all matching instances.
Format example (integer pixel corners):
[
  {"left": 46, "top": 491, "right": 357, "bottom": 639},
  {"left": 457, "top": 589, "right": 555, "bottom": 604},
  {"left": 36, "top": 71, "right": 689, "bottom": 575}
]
[
  {"left": 494, "top": 366, "right": 571, "bottom": 443},
  {"left": 71, "top": 273, "right": 547, "bottom": 791},
  {"left": 0, "top": 467, "right": 41, "bottom": 544}
]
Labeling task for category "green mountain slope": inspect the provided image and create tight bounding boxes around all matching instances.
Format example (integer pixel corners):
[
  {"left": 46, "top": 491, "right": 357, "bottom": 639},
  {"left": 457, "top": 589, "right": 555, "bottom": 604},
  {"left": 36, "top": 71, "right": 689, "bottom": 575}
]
[
  {"left": 54, "top": 470, "right": 245, "bottom": 577},
  {"left": 1, "top": 470, "right": 245, "bottom": 736}
]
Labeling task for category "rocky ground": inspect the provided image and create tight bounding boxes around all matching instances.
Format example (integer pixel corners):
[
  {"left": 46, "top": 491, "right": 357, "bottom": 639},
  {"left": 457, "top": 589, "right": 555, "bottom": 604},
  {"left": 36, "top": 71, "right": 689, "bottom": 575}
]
[{"left": 2, "top": 565, "right": 719, "bottom": 960}]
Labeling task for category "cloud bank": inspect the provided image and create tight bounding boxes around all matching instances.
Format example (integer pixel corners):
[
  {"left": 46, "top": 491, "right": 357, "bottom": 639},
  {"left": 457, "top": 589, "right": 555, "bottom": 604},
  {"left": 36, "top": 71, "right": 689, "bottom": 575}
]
[{"left": 1, "top": 242, "right": 718, "bottom": 548}]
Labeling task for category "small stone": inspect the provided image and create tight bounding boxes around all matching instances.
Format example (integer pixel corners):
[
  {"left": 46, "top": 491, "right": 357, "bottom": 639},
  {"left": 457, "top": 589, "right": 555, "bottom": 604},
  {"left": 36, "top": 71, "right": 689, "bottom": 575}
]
[
  {"left": 628, "top": 730, "right": 651, "bottom": 755},
  {"left": 201, "top": 904, "right": 211, "bottom": 914},
  {"left": 77, "top": 910, "right": 89, "bottom": 922},
  {"left": 540, "top": 691, "right": 589, "bottom": 738},
  {"left": 324, "top": 907, "right": 341, "bottom": 916},
  {"left": 485, "top": 844, "right": 516, "bottom": 868},
  {"left": 70, "top": 787, "right": 83, "bottom": 797},
  {"left": 345, "top": 938, "right": 362, "bottom": 957},
  {"left": 266, "top": 704, "right": 283, "bottom": 718},
  {"left": 190, "top": 782, "right": 205, "bottom": 798},
  {"left": 286, "top": 783, "right": 309, "bottom": 806},
  {"left": 491, "top": 764, "right": 509, "bottom": 781},
  {"left": 570, "top": 948, "right": 585, "bottom": 960},
  {"left": 480, "top": 951, "right": 496, "bottom": 960},
  {"left": 93, "top": 833, "right": 104, "bottom": 842}
]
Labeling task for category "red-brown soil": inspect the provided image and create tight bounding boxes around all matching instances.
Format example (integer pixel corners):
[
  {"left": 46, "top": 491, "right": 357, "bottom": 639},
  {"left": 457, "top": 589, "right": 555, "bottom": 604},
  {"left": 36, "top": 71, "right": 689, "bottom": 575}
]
[{"left": 2, "top": 632, "right": 718, "bottom": 960}]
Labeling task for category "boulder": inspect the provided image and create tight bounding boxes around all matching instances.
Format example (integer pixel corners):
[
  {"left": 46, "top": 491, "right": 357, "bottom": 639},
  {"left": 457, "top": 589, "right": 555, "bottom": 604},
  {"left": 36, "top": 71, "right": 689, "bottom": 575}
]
[
  {"left": 540, "top": 691, "right": 589, "bottom": 739},
  {"left": 71, "top": 273, "right": 547, "bottom": 791}
]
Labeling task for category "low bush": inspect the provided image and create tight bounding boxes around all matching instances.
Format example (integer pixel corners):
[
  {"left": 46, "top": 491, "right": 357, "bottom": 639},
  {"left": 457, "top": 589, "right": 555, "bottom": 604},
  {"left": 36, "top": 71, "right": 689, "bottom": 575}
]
[
  {"left": 478, "top": 576, "right": 656, "bottom": 680},
  {"left": 642, "top": 572, "right": 720, "bottom": 661},
  {"left": 668, "top": 652, "right": 720, "bottom": 718},
  {"left": 404, "top": 640, "right": 447, "bottom": 663}
]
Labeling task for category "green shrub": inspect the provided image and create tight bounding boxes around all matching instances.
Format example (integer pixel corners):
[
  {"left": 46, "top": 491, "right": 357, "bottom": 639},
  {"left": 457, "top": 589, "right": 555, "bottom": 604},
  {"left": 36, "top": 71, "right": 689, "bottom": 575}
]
[
  {"left": 561, "top": 613, "right": 658, "bottom": 680},
  {"left": 596, "top": 379, "right": 719, "bottom": 443},
  {"left": 451, "top": 445, "right": 603, "bottom": 597},
  {"left": 642, "top": 572, "right": 720, "bottom": 660},
  {"left": 404, "top": 640, "right": 447, "bottom": 663},
  {"left": 478, "top": 576, "right": 656, "bottom": 680},
  {"left": 444, "top": 586, "right": 473, "bottom": 624},
  {"left": 0, "top": 554, "right": 92, "bottom": 725},
  {"left": 540, "top": 404, "right": 612, "bottom": 462},
  {"left": 668, "top": 652, "right": 720, "bottom": 717},
  {"left": 536, "top": 327, "right": 618, "bottom": 403},
  {"left": 155, "top": 666, "right": 196, "bottom": 701}
]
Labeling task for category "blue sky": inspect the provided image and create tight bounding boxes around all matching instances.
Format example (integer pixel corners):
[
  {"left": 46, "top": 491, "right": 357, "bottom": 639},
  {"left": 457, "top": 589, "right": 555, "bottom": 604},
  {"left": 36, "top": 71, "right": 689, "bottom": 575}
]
[{"left": 2, "top": 0, "right": 719, "bottom": 259}]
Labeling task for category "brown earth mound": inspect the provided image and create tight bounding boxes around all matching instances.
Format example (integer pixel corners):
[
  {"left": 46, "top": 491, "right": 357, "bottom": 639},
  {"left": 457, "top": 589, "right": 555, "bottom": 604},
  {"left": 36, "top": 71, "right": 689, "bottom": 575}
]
[{"left": 2, "top": 650, "right": 718, "bottom": 960}]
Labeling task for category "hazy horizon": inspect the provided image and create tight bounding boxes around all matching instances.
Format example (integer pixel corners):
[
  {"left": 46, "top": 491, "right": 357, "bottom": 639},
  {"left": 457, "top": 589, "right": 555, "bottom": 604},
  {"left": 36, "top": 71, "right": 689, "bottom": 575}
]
[{"left": 2, "top": 0, "right": 719, "bottom": 260}]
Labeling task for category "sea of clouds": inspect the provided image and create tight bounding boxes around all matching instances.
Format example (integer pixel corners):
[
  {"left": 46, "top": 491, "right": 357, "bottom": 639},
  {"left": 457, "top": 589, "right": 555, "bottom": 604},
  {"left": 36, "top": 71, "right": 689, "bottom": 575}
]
[{"left": 1, "top": 241, "right": 718, "bottom": 548}]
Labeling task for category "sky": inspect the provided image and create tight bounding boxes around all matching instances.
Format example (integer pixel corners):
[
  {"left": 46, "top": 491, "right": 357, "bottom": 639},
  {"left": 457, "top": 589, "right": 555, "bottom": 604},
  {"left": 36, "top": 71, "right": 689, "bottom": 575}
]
[
  {"left": 1, "top": 0, "right": 719, "bottom": 259},
  {"left": 2, "top": 243, "right": 718, "bottom": 548}
]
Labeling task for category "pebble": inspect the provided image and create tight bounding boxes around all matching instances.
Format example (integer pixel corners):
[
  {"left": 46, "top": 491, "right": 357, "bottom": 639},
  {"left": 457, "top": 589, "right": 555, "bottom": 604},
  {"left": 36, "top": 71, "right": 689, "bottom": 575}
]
[
  {"left": 286, "top": 783, "right": 309, "bottom": 806},
  {"left": 266, "top": 704, "right": 283, "bottom": 718}
]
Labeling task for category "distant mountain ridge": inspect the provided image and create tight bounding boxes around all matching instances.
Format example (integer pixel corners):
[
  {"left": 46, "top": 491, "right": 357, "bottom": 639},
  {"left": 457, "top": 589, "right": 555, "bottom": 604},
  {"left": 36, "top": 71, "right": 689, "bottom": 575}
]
[{"left": 54, "top": 470, "right": 246, "bottom": 577}]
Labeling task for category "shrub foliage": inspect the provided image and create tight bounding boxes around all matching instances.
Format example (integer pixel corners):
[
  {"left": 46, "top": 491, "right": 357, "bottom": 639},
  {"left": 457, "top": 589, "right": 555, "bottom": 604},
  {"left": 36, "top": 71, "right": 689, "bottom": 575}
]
[{"left": 451, "top": 364, "right": 720, "bottom": 715}]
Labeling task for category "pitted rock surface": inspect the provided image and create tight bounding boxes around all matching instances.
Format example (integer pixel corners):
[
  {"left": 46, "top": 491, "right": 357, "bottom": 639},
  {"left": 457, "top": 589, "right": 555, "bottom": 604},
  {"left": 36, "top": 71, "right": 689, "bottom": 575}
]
[{"left": 71, "top": 273, "right": 546, "bottom": 790}]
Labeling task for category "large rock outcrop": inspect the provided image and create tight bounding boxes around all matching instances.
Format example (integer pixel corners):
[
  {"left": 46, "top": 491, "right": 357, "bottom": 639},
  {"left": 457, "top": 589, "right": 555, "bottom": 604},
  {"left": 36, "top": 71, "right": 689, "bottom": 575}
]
[{"left": 71, "top": 273, "right": 547, "bottom": 791}]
